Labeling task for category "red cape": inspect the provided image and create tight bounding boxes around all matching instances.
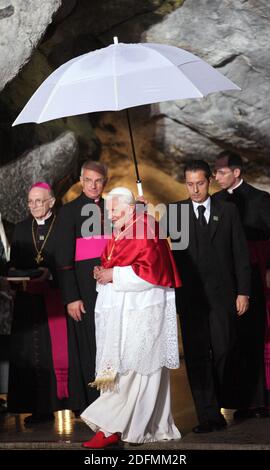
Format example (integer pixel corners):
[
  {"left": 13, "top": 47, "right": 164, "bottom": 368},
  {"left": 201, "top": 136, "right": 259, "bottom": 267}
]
[{"left": 101, "top": 212, "right": 181, "bottom": 288}]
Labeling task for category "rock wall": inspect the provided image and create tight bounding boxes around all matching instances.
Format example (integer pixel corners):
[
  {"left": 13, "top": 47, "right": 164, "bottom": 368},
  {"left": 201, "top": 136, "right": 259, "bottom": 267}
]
[
  {"left": 0, "top": 131, "right": 78, "bottom": 223},
  {"left": 95, "top": 0, "right": 270, "bottom": 181},
  {"left": 0, "top": 0, "right": 62, "bottom": 91},
  {"left": 145, "top": 0, "right": 270, "bottom": 178}
]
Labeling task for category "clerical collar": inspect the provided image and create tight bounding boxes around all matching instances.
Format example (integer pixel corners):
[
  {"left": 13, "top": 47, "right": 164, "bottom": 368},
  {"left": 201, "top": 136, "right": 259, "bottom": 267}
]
[
  {"left": 81, "top": 192, "right": 101, "bottom": 204},
  {"left": 35, "top": 211, "right": 53, "bottom": 225},
  {"left": 227, "top": 179, "right": 243, "bottom": 194}
]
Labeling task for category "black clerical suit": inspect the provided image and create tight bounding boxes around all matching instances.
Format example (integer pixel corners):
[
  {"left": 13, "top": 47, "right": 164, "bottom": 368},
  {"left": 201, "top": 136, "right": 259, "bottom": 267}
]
[
  {"left": 166, "top": 197, "right": 251, "bottom": 423},
  {"left": 213, "top": 181, "right": 270, "bottom": 409},
  {"left": 8, "top": 214, "right": 69, "bottom": 414},
  {"left": 55, "top": 193, "right": 106, "bottom": 412}
]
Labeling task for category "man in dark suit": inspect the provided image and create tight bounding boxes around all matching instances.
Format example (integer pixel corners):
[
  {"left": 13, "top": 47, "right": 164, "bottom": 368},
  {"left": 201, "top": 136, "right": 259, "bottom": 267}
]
[
  {"left": 213, "top": 151, "right": 270, "bottom": 419},
  {"left": 164, "top": 160, "right": 251, "bottom": 433}
]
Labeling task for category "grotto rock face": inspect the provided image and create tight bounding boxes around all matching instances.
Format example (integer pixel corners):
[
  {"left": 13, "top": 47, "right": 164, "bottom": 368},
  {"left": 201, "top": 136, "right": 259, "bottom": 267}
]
[
  {"left": 0, "top": 0, "right": 62, "bottom": 92},
  {"left": 0, "top": 0, "right": 172, "bottom": 201},
  {"left": 0, "top": 131, "right": 78, "bottom": 223},
  {"left": 90, "top": 0, "right": 270, "bottom": 182},
  {"left": 144, "top": 0, "right": 270, "bottom": 178}
]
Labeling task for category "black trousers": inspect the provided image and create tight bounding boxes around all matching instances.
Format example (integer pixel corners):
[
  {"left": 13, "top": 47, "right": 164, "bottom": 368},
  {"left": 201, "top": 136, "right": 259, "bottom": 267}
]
[
  {"left": 178, "top": 287, "right": 236, "bottom": 423},
  {"left": 234, "top": 264, "right": 266, "bottom": 409}
]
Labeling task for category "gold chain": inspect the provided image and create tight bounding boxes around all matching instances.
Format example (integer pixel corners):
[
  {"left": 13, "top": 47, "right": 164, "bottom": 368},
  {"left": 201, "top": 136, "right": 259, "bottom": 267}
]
[
  {"left": 32, "top": 215, "right": 56, "bottom": 264},
  {"left": 106, "top": 216, "right": 140, "bottom": 261}
]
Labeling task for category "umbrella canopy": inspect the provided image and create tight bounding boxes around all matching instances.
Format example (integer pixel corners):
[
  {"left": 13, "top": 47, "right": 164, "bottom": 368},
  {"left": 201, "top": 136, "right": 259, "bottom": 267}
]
[
  {"left": 13, "top": 39, "right": 240, "bottom": 125},
  {"left": 12, "top": 38, "right": 240, "bottom": 195}
]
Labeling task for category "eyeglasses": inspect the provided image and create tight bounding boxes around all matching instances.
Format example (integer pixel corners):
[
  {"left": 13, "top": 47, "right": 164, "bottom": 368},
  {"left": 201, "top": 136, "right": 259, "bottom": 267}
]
[
  {"left": 27, "top": 198, "right": 52, "bottom": 207},
  {"left": 82, "top": 177, "right": 105, "bottom": 186}
]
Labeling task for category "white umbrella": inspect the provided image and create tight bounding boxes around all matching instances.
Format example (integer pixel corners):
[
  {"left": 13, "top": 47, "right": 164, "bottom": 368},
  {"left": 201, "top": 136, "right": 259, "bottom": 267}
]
[{"left": 13, "top": 37, "right": 240, "bottom": 195}]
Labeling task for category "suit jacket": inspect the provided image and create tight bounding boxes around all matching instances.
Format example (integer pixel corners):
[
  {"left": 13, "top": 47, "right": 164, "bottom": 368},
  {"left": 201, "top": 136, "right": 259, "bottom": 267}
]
[
  {"left": 213, "top": 181, "right": 270, "bottom": 241},
  {"left": 163, "top": 197, "right": 251, "bottom": 313}
]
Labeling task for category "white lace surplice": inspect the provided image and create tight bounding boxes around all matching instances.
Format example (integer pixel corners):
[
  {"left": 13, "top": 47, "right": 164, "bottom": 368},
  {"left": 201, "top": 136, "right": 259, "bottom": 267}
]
[{"left": 94, "top": 265, "right": 179, "bottom": 381}]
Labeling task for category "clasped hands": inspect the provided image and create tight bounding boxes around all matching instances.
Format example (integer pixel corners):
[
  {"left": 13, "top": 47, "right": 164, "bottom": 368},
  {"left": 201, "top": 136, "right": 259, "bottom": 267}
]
[{"left": 93, "top": 266, "right": 113, "bottom": 285}]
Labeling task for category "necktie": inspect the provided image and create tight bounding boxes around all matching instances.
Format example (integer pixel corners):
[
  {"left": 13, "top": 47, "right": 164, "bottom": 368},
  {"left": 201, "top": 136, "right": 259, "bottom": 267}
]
[{"left": 198, "top": 205, "right": 207, "bottom": 227}]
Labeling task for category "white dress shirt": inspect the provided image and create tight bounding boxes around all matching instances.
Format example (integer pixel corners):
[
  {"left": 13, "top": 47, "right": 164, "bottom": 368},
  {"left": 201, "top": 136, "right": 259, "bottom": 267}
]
[{"left": 192, "top": 197, "right": 211, "bottom": 224}]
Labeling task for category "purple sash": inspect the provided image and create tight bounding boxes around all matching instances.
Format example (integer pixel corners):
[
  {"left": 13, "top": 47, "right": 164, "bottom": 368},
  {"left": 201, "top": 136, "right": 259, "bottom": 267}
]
[{"left": 75, "top": 236, "right": 110, "bottom": 261}]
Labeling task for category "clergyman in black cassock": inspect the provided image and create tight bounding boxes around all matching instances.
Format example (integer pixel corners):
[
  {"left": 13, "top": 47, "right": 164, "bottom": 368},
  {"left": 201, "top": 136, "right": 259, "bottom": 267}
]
[
  {"left": 8, "top": 183, "right": 69, "bottom": 425},
  {"left": 163, "top": 160, "right": 251, "bottom": 433},
  {"left": 214, "top": 151, "right": 270, "bottom": 417},
  {"left": 55, "top": 161, "right": 109, "bottom": 413}
]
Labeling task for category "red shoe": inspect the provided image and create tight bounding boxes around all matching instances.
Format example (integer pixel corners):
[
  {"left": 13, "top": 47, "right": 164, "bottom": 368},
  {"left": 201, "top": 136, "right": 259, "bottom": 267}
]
[{"left": 82, "top": 431, "right": 120, "bottom": 448}]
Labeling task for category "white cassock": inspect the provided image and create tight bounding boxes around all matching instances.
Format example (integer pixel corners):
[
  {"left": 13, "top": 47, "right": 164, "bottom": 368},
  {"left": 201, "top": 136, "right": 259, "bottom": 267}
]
[{"left": 81, "top": 265, "right": 181, "bottom": 443}]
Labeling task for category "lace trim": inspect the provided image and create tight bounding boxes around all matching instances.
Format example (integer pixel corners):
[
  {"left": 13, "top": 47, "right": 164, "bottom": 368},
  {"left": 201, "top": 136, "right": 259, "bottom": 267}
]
[{"left": 94, "top": 297, "right": 179, "bottom": 379}]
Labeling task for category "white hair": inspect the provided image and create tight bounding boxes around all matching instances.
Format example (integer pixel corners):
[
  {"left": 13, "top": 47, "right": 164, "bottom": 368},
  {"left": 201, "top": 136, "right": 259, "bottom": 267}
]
[{"left": 106, "top": 187, "right": 135, "bottom": 205}]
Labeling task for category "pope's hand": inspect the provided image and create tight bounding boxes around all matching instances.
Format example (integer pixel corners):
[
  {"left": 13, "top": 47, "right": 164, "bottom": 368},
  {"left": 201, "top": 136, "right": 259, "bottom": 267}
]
[
  {"left": 93, "top": 266, "right": 102, "bottom": 280},
  {"left": 96, "top": 268, "right": 113, "bottom": 285}
]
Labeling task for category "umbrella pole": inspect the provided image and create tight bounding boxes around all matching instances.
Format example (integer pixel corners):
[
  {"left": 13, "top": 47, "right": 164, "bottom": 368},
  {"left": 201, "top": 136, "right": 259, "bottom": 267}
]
[{"left": 126, "top": 109, "right": 143, "bottom": 196}]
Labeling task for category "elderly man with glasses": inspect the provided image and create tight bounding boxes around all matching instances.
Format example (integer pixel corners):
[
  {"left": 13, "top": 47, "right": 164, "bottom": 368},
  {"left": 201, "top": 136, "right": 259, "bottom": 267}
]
[{"left": 7, "top": 182, "right": 70, "bottom": 425}]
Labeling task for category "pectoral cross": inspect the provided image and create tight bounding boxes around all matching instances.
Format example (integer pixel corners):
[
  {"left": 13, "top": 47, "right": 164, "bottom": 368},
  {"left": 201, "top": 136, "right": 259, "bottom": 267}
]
[{"left": 35, "top": 253, "right": 44, "bottom": 264}]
